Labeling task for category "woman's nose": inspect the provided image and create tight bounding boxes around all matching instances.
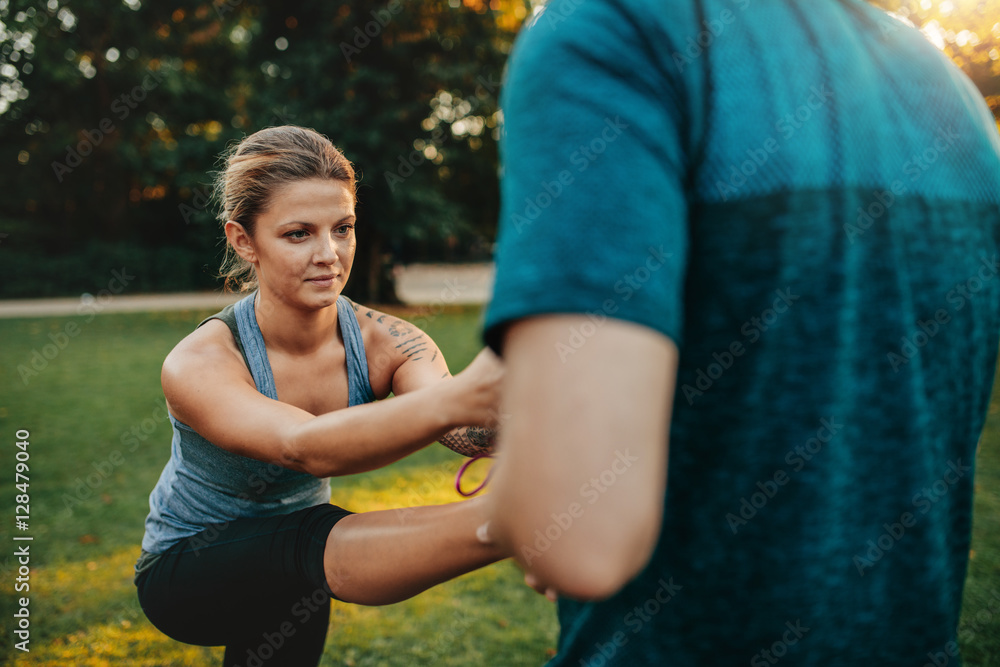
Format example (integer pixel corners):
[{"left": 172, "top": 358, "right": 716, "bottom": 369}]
[{"left": 315, "top": 237, "right": 339, "bottom": 264}]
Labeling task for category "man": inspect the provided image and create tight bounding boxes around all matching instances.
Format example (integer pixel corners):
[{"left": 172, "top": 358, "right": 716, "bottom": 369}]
[{"left": 482, "top": 0, "right": 1000, "bottom": 663}]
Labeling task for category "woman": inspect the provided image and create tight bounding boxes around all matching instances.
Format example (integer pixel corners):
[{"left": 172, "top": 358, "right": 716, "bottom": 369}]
[{"left": 135, "top": 125, "right": 504, "bottom": 666}]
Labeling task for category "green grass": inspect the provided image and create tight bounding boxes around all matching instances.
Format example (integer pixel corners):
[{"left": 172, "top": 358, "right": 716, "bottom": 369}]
[
  {"left": 0, "top": 307, "right": 998, "bottom": 665},
  {"left": 0, "top": 306, "right": 557, "bottom": 666}
]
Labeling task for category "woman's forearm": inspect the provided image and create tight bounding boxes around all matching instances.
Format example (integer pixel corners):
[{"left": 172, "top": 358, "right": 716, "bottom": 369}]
[
  {"left": 283, "top": 381, "right": 461, "bottom": 477},
  {"left": 439, "top": 425, "right": 496, "bottom": 457}
]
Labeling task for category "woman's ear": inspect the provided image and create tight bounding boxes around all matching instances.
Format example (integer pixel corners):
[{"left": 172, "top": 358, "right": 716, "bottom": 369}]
[{"left": 224, "top": 220, "right": 257, "bottom": 263}]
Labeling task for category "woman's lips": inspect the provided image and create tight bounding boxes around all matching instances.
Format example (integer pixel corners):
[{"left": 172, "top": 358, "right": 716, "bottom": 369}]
[{"left": 306, "top": 275, "right": 336, "bottom": 287}]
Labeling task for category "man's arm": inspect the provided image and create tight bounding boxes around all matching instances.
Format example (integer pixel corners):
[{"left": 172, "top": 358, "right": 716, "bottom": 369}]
[{"left": 487, "top": 315, "right": 678, "bottom": 600}]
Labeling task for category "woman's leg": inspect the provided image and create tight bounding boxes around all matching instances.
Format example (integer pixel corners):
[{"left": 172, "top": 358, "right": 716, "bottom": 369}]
[
  {"left": 324, "top": 495, "right": 503, "bottom": 605},
  {"left": 220, "top": 593, "right": 330, "bottom": 667},
  {"left": 137, "top": 499, "right": 503, "bottom": 662},
  {"left": 137, "top": 505, "right": 351, "bottom": 666}
]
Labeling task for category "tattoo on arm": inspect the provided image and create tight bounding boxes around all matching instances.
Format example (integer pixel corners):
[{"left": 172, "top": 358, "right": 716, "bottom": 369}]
[
  {"left": 439, "top": 426, "right": 496, "bottom": 457},
  {"left": 384, "top": 319, "right": 439, "bottom": 363},
  {"left": 388, "top": 320, "right": 415, "bottom": 337},
  {"left": 393, "top": 333, "right": 429, "bottom": 360},
  {"left": 377, "top": 314, "right": 387, "bottom": 324},
  {"left": 401, "top": 342, "right": 428, "bottom": 356},
  {"left": 395, "top": 335, "right": 424, "bottom": 348}
]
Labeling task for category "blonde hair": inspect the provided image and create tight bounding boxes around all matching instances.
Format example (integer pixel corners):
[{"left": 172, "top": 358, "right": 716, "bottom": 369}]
[{"left": 215, "top": 126, "right": 356, "bottom": 292}]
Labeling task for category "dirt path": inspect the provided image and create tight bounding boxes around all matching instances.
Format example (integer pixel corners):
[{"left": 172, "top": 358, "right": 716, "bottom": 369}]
[{"left": 0, "top": 263, "right": 494, "bottom": 319}]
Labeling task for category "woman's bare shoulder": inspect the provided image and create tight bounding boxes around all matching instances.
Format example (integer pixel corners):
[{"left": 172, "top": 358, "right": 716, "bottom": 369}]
[
  {"left": 344, "top": 298, "right": 421, "bottom": 341},
  {"left": 341, "top": 298, "right": 443, "bottom": 396},
  {"left": 344, "top": 298, "right": 452, "bottom": 396},
  {"left": 161, "top": 318, "right": 249, "bottom": 393}
]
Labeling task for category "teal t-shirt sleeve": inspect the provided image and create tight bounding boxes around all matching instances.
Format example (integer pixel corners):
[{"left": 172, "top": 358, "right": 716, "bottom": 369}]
[{"left": 483, "top": 0, "right": 694, "bottom": 353}]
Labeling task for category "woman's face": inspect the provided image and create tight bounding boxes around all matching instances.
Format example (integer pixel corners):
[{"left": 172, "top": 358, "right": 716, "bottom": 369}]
[{"left": 245, "top": 177, "right": 356, "bottom": 310}]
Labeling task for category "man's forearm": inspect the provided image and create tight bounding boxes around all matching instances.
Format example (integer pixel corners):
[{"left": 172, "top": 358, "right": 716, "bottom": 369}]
[{"left": 488, "top": 316, "right": 678, "bottom": 600}]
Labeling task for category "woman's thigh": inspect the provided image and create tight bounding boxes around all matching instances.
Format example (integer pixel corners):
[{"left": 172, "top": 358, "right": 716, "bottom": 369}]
[{"left": 136, "top": 504, "right": 352, "bottom": 647}]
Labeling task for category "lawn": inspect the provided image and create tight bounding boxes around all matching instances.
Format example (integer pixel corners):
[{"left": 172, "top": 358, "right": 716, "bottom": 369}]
[
  {"left": 0, "top": 305, "right": 557, "bottom": 666},
  {"left": 0, "top": 305, "right": 998, "bottom": 666}
]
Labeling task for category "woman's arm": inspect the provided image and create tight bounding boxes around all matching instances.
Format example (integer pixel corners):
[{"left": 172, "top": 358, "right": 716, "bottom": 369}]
[
  {"left": 357, "top": 302, "right": 501, "bottom": 458},
  {"left": 390, "top": 343, "right": 500, "bottom": 458},
  {"left": 161, "top": 319, "right": 501, "bottom": 477}
]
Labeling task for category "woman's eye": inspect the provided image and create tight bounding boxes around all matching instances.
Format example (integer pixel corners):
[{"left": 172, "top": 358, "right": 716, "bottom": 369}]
[
  {"left": 285, "top": 230, "right": 308, "bottom": 239},
  {"left": 335, "top": 225, "right": 354, "bottom": 235}
]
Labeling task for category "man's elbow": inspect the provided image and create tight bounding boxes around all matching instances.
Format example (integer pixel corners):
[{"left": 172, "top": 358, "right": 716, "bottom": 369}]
[{"left": 500, "top": 508, "right": 663, "bottom": 601}]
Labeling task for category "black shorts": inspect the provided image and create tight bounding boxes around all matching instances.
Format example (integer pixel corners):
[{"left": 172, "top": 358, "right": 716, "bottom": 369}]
[{"left": 135, "top": 503, "right": 353, "bottom": 667}]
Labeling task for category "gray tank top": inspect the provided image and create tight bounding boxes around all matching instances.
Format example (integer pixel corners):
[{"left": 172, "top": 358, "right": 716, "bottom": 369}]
[{"left": 140, "top": 293, "right": 375, "bottom": 554}]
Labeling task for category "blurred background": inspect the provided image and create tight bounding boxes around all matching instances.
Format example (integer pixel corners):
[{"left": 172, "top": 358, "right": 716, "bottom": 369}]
[
  {"left": 0, "top": 1, "right": 999, "bottom": 665},
  {"left": 1, "top": 0, "right": 996, "bottom": 303},
  {"left": 0, "top": 0, "right": 530, "bottom": 303}
]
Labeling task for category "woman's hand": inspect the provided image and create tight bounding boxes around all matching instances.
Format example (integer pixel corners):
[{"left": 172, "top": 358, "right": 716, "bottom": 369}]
[
  {"left": 448, "top": 348, "right": 504, "bottom": 429},
  {"left": 437, "top": 348, "right": 504, "bottom": 457}
]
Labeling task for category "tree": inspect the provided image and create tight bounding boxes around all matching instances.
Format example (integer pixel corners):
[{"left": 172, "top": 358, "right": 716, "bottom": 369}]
[
  {"left": 227, "top": 0, "right": 525, "bottom": 301},
  {"left": 867, "top": 0, "right": 1000, "bottom": 122},
  {"left": 0, "top": 0, "right": 529, "bottom": 299}
]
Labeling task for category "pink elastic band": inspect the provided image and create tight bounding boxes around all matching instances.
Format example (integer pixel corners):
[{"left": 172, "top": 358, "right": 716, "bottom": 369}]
[{"left": 455, "top": 453, "right": 495, "bottom": 497}]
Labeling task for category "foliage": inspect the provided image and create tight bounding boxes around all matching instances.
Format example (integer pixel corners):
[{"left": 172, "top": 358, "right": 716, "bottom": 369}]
[
  {"left": 0, "top": 0, "right": 528, "bottom": 300},
  {"left": 867, "top": 0, "right": 1000, "bottom": 120},
  {"left": 0, "top": 1, "right": 997, "bottom": 299}
]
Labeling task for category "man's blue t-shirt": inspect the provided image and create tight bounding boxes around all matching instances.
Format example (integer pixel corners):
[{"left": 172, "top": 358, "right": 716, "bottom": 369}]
[{"left": 484, "top": 0, "right": 1000, "bottom": 664}]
